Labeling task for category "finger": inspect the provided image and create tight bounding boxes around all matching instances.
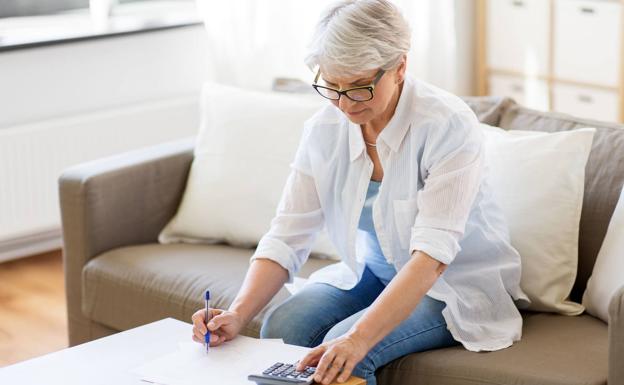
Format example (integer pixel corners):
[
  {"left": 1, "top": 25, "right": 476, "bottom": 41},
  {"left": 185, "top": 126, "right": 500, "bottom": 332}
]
[
  {"left": 192, "top": 334, "right": 203, "bottom": 344},
  {"left": 209, "top": 334, "right": 227, "bottom": 347},
  {"left": 192, "top": 308, "right": 206, "bottom": 322},
  {"left": 314, "top": 350, "right": 336, "bottom": 384},
  {"left": 337, "top": 359, "right": 357, "bottom": 383},
  {"left": 191, "top": 310, "right": 207, "bottom": 334},
  {"left": 209, "top": 308, "right": 224, "bottom": 319},
  {"left": 192, "top": 326, "right": 205, "bottom": 341},
  {"left": 207, "top": 313, "right": 229, "bottom": 331},
  {"left": 297, "top": 346, "right": 325, "bottom": 371},
  {"left": 322, "top": 355, "right": 346, "bottom": 385}
]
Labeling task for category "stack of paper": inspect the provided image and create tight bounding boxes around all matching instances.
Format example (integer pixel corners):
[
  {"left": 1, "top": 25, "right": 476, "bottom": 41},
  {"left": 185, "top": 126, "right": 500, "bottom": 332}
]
[{"left": 130, "top": 335, "right": 312, "bottom": 385}]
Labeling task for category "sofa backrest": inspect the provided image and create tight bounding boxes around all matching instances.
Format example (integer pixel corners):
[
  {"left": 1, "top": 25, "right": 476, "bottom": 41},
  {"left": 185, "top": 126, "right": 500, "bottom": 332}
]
[{"left": 461, "top": 96, "right": 515, "bottom": 127}]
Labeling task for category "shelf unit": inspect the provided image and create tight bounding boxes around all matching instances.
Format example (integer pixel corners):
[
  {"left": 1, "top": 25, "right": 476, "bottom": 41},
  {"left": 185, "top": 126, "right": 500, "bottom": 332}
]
[{"left": 476, "top": 0, "right": 624, "bottom": 123}]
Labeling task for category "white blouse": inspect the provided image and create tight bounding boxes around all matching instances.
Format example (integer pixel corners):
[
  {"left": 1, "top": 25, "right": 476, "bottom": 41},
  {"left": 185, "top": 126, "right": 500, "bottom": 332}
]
[{"left": 251, "top": 75, "right": 531, "bottom": 352}]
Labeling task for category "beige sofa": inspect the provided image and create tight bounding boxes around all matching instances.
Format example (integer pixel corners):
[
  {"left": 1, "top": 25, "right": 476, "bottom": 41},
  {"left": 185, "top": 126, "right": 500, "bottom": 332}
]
[{"left": 59, "top": 97, "right": 624, "bottom": 385}]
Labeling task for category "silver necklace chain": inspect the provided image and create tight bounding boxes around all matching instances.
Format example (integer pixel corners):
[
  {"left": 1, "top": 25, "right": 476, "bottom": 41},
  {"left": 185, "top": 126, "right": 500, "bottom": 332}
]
[{"left": 364, "top": 140, "right": 377, "bottom": 147}]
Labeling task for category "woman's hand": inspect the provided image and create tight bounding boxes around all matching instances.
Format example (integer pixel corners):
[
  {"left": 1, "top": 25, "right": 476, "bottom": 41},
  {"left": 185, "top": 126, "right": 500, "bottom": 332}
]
[
  {"left": 296, "top": 332, "right": 370, "bottom": 384},
  {"left": 191, "top": 308, "right": 244, "bottom": 347}
]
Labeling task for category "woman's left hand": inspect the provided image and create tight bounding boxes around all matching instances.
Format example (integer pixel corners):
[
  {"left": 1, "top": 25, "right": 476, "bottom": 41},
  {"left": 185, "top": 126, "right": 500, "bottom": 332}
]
[{"left": 296, "top": 332, "right": 370, "bottom": 384}]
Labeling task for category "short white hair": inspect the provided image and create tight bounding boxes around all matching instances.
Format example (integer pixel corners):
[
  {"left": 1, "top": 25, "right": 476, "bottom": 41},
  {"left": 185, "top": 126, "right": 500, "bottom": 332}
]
[{"left": 305, "top": 0, "right": 411, "bottom": 78}]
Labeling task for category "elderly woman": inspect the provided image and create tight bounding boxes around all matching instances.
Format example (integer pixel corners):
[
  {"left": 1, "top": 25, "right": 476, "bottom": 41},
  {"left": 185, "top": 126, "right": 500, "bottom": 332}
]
[{"left": 191, "top": 1, "right": 530, "bottom": 384}]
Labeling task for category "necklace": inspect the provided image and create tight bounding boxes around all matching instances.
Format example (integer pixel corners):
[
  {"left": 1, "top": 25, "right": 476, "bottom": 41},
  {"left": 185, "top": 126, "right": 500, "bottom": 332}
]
[{"left": 364, "top": 140, "right": 376, "bottom": 147}]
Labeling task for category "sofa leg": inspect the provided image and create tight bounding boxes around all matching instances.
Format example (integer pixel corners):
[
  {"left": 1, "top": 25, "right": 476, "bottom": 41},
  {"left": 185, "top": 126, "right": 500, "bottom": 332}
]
[{"left": 67, "top": 313, "right": 118, "bottom": 346}]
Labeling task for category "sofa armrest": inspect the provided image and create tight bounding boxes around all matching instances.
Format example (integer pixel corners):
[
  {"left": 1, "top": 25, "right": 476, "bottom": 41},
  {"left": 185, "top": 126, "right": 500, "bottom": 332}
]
[
  {"left": 59, "top": 136, "right": 195, "bottom": 344},
  {"left": 608, "top": 284, "right": 624, "bottom": 385}
]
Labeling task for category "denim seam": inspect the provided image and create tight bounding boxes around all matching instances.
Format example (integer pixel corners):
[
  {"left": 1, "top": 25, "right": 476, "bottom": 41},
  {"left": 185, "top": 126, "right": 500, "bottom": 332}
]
[
  {"left": 309, "top": 321, "right": 343, "bottom": 347},
  {"left": 368, "top": 321, "right": 450, "bottom": 365}
]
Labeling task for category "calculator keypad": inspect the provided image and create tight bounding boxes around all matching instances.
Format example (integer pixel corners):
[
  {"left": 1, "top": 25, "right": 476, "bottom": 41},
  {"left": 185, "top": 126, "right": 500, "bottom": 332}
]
[{"left": 262, "top": 362, "right": 316, "bottom": 380}]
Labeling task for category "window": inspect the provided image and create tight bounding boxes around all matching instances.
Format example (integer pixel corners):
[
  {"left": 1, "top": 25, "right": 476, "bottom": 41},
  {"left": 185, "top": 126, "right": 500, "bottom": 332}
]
[
  {"left": 0, "top": 1, "right": 88, "bottom": 18},
  {"left": 0, "top": 0, "right": 199, "bottom": 51},
  {"left": 0, "top": 0, "right": 192, "bottom": 19}
]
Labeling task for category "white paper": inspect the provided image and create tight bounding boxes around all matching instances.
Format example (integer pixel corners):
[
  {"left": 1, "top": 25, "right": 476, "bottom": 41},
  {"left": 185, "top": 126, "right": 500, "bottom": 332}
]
[{"left": 130, "top": 335, "right": 310, "bottom": 385}]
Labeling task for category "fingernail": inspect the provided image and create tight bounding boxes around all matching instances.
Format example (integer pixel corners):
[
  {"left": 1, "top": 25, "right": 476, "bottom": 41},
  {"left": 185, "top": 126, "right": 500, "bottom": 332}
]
[{"left": 207, "top": 322, "right": 215, "bottom": 329}]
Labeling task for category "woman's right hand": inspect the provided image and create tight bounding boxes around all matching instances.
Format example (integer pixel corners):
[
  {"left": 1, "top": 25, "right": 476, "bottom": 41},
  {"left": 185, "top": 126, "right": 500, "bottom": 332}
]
[{"left": 191, "top": 308, "right": 244, "bottom": 347}]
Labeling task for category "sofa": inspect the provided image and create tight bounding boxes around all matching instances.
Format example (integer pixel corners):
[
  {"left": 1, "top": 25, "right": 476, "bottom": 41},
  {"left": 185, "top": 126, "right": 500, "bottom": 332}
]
[{"left": 59, "top": 96, "right": 624, "bottom": 385}]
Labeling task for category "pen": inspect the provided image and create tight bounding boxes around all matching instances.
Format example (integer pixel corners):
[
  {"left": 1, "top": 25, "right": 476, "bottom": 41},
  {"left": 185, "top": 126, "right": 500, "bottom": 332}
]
[{"left": 205, "top": 290, "right": 211, "bottom": 353}]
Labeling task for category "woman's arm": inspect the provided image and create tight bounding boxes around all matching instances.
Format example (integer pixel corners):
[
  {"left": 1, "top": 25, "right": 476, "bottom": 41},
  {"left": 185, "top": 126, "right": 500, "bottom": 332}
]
[
  {"left": 298, "top": 251, "right": 445, "bottom": 384},
  {"left": 193, "top": 258, "right": 289, "bottom": 346},
  {"left": 228, "top": 258, "right": 290, "bottom": 326},
  {"left": 350, "top": 250, "right": 446, "bottom": 348},
  {"left": 192, "top": 167, "right": 324, "bottom": 346}
]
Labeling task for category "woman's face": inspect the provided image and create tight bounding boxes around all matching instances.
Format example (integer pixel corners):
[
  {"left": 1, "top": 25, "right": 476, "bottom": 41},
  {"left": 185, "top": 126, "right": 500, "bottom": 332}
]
[{"left": 320, "top": 59, "right": 406, "bottom": 126}]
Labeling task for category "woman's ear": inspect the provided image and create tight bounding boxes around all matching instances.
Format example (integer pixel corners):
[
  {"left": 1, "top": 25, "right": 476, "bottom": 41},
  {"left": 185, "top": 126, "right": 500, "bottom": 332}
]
[{"left": 396, "top": 54, "right": 407, "bottom": 84}]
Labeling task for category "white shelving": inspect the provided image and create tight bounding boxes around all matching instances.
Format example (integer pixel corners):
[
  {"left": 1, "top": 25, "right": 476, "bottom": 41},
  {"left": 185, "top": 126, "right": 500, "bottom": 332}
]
[{"left": 479, "top": 0, "right": 624, "bottom": 123}]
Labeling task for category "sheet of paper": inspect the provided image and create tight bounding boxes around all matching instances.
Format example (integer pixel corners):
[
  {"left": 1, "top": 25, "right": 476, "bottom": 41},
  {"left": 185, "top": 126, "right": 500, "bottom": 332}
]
[{"left": 130, "top": 335, "right": 310, "bottom": 385}]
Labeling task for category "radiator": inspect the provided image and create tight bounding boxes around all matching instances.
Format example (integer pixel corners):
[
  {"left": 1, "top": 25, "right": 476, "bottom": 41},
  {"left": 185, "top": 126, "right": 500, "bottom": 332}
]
[{"left": 0, "top": 95, "right": 198, "bottom": 262}]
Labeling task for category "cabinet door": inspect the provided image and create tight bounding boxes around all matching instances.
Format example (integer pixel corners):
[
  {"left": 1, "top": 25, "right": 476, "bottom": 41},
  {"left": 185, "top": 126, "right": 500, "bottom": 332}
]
[
  {"left": 554, "top": 0, "right": 622, "bottom": 87},
  {"left": 552, "top": 83, "right": 620, "bottom": 122},
  {"left": 489, "top": 74, "right": 550, "bottom": 111},
  {"left": 487, "top": 0, "right": 550, "bottom": 75}
]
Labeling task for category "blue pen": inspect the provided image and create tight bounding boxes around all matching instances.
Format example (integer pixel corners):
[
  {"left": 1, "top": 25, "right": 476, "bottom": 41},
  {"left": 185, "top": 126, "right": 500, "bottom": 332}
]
[{"left": 204, "top": 290, "right": 211, "bottom": 353}]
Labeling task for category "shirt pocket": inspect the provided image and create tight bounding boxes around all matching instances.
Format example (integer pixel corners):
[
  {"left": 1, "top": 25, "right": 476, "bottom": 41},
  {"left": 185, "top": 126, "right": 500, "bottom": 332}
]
[{"left": 392, "top": 194, "right": 419, "bottom": 250}]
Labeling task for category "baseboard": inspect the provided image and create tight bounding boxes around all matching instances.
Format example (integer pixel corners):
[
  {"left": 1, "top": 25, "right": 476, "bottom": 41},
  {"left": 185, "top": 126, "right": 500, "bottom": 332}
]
[{"left": 0, "top": 227, "right": 62, "bottom": 263}]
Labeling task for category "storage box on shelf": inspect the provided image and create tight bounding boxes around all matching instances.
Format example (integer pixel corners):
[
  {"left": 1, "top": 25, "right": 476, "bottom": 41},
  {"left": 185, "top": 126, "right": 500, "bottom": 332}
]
[{"left": 477, "top": 0, "right": 624, "bottom": 123}]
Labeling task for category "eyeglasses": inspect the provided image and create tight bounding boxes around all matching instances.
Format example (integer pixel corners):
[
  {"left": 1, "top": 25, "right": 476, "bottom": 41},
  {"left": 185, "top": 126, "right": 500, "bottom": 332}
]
[{"left": 312, "top": 69, "right": 385, "bottom": 102}]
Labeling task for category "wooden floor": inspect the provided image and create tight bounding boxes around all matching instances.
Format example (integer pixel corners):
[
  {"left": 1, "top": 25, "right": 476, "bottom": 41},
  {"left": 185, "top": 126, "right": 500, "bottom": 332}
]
[{"left": 0, "top": 249, "right": 68, "bottom": 367}]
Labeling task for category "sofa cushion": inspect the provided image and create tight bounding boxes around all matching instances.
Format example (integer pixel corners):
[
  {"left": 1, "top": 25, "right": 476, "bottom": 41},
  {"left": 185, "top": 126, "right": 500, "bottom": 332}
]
[
  {"left": 377, "top": 313, "right": 607, "bottom": 385},
  {"left": 482, "top": 125, "right": 595, "bottom": 315},
  {"left": 499, "top": 106, "right": 624, "bottom": 303},
  {"left": 82, "top": 243, "right": 334, "bottom": 337},
  {"left": 84, "top": 243, "right": 608, "bottom": 385},
  {"left": 158, "top": 83, "right": 339, "bottom": 260},
  {"left": 583, "top": 185, "right": 624, "bottom": 323}
]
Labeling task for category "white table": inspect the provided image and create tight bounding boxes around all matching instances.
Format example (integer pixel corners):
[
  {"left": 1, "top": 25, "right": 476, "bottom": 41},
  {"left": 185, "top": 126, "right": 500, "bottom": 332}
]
[
  {"left": 0, "top": 318, "right": 365, "bottom": 385},
  {"left": 0, "top": 318, "right": 191, "bottom": 385}
]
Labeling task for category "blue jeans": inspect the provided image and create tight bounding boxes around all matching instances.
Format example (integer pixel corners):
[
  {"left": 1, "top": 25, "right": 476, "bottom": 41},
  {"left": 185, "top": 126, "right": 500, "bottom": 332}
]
[{"left": 260, "top": 266, "right": 460, "bottom": 385}]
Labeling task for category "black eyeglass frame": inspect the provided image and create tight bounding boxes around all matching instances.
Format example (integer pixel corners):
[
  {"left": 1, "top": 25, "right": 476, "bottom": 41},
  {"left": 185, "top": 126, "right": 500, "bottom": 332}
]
[{"left": 312, "top": 68, "right": 386, "bottom": 102}]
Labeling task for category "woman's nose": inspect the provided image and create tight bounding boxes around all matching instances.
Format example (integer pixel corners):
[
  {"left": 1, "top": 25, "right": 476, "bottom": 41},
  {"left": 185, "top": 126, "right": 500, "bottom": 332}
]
[{"left": 338, "top": 95, "right": 356, "bottom": 112}]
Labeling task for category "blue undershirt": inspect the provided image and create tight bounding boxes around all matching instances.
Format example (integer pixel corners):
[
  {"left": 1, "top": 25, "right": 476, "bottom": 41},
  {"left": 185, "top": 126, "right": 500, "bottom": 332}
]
[{"left": 357, "top": 179, "right": 397, "bottom": 286}]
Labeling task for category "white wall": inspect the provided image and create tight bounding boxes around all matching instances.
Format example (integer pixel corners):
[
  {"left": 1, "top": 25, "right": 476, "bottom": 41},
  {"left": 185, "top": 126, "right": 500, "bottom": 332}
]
[
  {"left": 0, "top": 25, "right": 210, "bottom": 128},
  {"left": 0, "top": 24, "right": 211, "bottom": 261}
]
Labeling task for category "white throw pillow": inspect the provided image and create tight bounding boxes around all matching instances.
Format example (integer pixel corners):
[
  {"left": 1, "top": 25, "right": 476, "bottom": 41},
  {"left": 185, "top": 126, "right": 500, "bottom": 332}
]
[
  {"left": 481, "top": 124, "right": 595, "bottom": 315},
  {"left": 582, "top": 185, "right": 624, "bottom": 323},
  {"left": 158, "top": 83, "right": 339, "bottom": 259}
]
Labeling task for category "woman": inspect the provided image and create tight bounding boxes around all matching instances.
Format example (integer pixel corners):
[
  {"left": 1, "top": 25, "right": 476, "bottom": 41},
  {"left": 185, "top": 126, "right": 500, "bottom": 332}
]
[{"left": 191, "top": 1, "right": 530, "bottom": 384}]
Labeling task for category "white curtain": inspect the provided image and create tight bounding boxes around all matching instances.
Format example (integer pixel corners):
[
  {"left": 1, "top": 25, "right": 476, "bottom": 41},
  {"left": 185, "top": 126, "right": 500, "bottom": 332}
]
[{"left": 197, "top": 0, "right": 475, "bottom": 95}]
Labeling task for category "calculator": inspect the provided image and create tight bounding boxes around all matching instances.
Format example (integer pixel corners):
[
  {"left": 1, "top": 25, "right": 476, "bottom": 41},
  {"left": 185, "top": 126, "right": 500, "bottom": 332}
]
[{"left": 248, "top": 362, "right": 316, "bottom": 385}]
